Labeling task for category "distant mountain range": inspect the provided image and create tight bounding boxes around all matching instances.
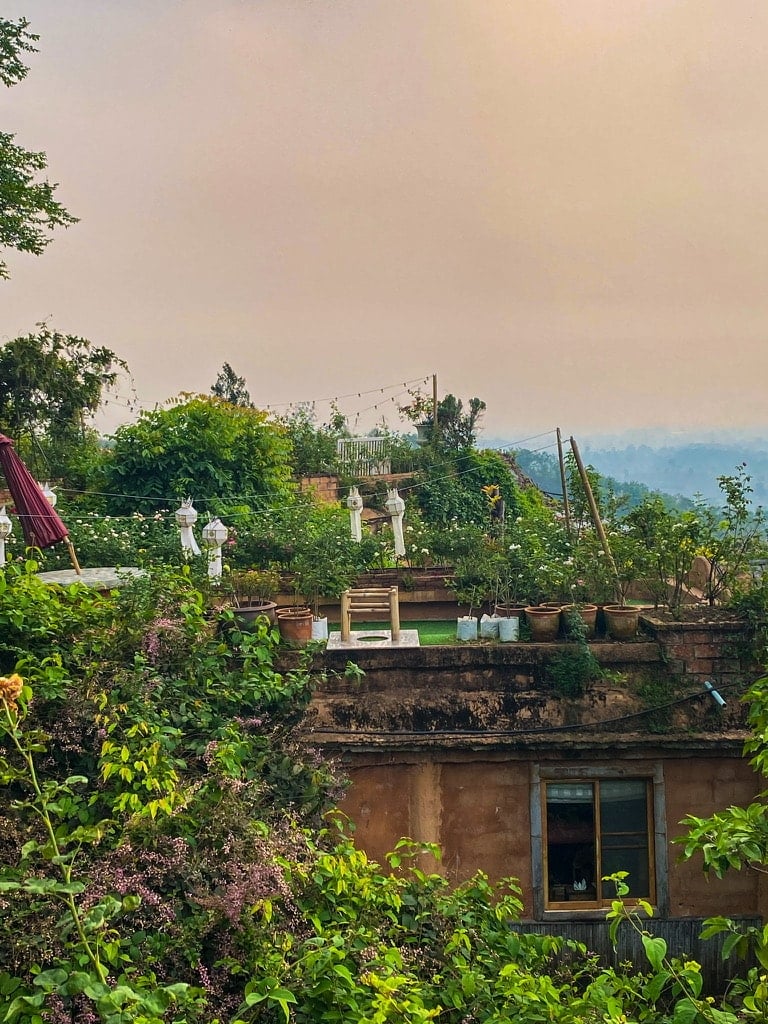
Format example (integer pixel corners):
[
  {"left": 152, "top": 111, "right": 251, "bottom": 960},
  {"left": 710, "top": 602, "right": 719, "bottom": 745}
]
[{"left": 485, "top": 431, "right": 768, "bottom": 506}]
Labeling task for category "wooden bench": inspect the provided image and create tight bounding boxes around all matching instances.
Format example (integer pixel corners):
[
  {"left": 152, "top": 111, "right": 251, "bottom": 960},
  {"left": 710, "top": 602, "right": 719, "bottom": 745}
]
[{"left": 340, "top": 586, "right": 401, "bottom": 642}]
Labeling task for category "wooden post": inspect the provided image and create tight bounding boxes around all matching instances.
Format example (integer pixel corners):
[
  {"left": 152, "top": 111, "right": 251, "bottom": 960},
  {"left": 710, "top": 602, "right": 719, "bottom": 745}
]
[
  {"left": 556, "top": 428, "right": 572, "bottom": 540},
  {"left": 569, "top": 436, "right": 619, "bottom": 595},
  {"left": 432, "top": 373, "right": 439, "bottom": 441},
  {"left": 389, "top": 586, "right": 401, "bottom": 641},
  {"left": 66, "top": 538, "right": 83, "bottom": 575}
]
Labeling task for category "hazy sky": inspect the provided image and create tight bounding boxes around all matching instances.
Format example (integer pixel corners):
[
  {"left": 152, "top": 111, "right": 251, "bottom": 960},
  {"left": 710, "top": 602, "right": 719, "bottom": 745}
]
[{"left": 2, "top": 1, "right": 768, "bottom": 443}]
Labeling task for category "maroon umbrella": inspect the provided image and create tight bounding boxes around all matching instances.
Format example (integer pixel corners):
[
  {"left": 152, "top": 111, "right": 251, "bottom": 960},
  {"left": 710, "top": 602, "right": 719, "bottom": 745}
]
[{"left": 0, "top": 434, "right": 80, "bottom": 570}]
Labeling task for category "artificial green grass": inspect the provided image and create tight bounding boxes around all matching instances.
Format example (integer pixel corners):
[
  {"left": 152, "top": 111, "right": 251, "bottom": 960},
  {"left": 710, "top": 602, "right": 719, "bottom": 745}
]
[{"left": 330, "top": 620, "right": 458, "bottom": 645}]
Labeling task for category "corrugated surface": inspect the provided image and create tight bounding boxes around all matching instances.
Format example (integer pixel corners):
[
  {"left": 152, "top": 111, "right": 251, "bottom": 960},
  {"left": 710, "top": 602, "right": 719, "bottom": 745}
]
[{"left": 512, "top": 917, "right": 760, "bottom": 993}]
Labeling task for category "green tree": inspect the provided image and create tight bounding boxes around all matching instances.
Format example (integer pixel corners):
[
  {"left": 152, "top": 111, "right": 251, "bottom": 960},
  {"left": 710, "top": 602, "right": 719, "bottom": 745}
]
[
  {"left": 276, "top": 403, "right": 343, "bottom": 477},
  {"left": 210, "top": 361, "right": 251, "bottom": 406},
  {"left": 0, "top": 326, "right": 129, "bottom": 479},
  {"left": 0, "top": 17, "right": 76, "bottom": 279},
  {"left": 103, "top": 394, "right": 293, "bottom": 514},
  {"left": 400, "top": 389, "right": 486, "bottom": 453}
]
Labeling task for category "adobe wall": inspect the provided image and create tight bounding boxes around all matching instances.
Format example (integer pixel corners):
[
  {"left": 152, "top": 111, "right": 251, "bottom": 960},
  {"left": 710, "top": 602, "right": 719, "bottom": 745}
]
[
  {"left": 337, "top": 751, "right": 764, "bottom": 920},
  {"left": 306, "top": 614, "right": 764, "bottom": 920}
]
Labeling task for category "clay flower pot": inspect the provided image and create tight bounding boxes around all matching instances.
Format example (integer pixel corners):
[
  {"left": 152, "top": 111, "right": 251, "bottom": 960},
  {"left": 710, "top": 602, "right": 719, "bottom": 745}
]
[
  {"left": 524, "top": 605, "right": 562, "bottom": 641},
  {"left": 233, "top": 601, "right": 277, "bottom": 629},
  {"left": 276, "top": 606, "right": 313, "bottom": 643},
  {"left": 561, "top": 603, "right": 598, "bottom": 639},
  {"left": 603, "top": 604, "right": 640, "bottom": 640}
]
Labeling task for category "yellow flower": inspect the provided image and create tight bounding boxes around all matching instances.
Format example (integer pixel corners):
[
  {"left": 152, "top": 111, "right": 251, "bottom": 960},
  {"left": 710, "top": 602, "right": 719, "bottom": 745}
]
[{"left": 0, "top": 673, "right": 23, "bottom": 710}]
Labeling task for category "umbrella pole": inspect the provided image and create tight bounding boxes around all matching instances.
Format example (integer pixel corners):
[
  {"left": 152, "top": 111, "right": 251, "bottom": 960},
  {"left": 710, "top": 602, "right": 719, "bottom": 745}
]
[{"left": 66, "top": 538, "right": 83, "bottom": 575}]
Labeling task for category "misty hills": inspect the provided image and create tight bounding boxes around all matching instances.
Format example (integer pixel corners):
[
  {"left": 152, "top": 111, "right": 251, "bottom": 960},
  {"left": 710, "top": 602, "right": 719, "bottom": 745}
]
[
  {"left": 488, "top": 435, "right": 768, "bottom": 508},
  {"left": 579, "top": 442, "right": 768, "bottom": 505}
]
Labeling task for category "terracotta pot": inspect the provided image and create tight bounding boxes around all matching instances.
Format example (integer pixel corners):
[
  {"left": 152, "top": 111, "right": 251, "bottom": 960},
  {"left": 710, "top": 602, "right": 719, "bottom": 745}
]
[
  {"left": 603, "top": 604, "right": 640, "bottom": 640},
  {"left": 234, "top": 601, "right": 277, "bottom": 628},
  {"left": 493, "top": 604, "right": 526, "bottom": 619},
  {"left": 524, "top": 605, "right": 562, "bottom": 641},
  {"left": 276, "top": 606, "right": 313, "bottom": 643},
  {"left": 561, "top": 603, "right": 598, "bottom": 639}
]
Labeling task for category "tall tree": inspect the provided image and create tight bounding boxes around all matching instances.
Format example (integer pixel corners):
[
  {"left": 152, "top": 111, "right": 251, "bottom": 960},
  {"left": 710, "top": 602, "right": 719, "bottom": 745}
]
[
  {"left": 104, "top": 395, "right": 293, "bottom": 514},
  {"left": 0, "top": 326, "right": 128, "bottom": 439},
  {"left": 0, "top": 17, "right": 77, "bottom": 279},
  {"left": 210, "top": 362, "right": 251, "bottom": 407}
]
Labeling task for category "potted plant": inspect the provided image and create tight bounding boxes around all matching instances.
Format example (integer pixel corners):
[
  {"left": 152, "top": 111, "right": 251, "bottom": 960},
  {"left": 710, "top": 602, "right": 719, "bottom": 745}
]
[
  {"left": 290, "top": 509, "right": 363, "bottom": 641},
  {"left": 230, "top": 568, "right": 280, "bottom": 628},
  {"left": 449, "top": 542, "right": 506, "bottom": 640},
  {"left": 601, "top": 530, "right": 649, "bottom": 639}
]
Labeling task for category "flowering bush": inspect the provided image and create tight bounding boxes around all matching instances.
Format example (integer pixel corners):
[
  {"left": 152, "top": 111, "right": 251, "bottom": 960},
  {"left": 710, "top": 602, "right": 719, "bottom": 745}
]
[{"left": 18, "top": 510, "right": 182, "bottom": 571}]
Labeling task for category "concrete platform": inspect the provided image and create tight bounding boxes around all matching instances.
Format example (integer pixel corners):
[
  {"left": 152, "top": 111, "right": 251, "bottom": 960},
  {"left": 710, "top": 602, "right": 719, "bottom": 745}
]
[
  {"left": 326, "top": 628, "right": 421, "bottom": 650},
  {"left": 36, "top": 567, "right": 146, "bottom": 590}
]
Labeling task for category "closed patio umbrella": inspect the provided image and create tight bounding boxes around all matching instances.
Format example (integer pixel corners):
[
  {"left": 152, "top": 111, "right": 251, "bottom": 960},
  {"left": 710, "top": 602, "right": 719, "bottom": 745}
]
[{"left": 0, "top": 433, "right": 81, "bottom": 572}]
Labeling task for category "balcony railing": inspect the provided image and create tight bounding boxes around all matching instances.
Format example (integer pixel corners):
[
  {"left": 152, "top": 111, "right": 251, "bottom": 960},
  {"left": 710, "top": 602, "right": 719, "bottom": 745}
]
[{"left": 336, "top": 437, "right": 391, "bottom": 477}]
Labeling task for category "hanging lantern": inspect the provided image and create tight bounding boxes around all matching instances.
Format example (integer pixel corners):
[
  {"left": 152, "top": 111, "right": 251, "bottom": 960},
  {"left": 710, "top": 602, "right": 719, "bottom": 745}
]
[
  {"left": 41, "top": 482, "right": 57, "bottom": 507},
  {"left": 346, "top": 486, "right": 363, "bottom": 542},
  {"left": 384, "top": 487, "right": 406, "bottom": 558},
  {"left": 202, "top": 517, "right": 228, "bottom": 580},
  {"left": 174, "top": 498, "right": 201, "bottom": 556},
  {"left": 0, "top": 506, "right": 11, "bottom": 565}
]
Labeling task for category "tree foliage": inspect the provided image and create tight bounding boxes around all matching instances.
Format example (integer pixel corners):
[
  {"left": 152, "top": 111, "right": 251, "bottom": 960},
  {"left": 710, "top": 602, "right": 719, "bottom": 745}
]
[
  {"left": 0, "top": 326, "right": 129, "bottom": 480},
  {"left": 211, "top": 362, "right": 252, "bottom": 407},
  {"left": 0, "top": 17, "right": 77, "bottom": 279},
  {"left": 103, "top": 394, "right": 294, "bottom": 514}
]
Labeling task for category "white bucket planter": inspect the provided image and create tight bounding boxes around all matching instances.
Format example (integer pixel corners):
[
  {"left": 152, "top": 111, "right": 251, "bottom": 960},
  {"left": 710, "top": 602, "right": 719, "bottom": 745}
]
[
  {"left": 498, "top": 617, "right": 520, "bottom": 642},
  {"left": 456, "top": 616, "right": 478, "bottom": 641},
  {"left": 311, "top": 616, "right": 329, "bottom": 641}
]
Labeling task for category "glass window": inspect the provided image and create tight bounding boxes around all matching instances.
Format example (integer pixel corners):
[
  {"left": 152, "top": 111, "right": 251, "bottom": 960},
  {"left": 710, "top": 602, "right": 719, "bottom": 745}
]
[{"left": 544, "top": 778, "right": 652, "bottom": 909}]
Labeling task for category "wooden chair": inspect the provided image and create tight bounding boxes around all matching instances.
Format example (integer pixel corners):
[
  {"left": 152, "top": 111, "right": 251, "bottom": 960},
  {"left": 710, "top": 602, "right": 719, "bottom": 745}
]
[{"left": 340, "top": 586, "right": 401, "bottom": 642}]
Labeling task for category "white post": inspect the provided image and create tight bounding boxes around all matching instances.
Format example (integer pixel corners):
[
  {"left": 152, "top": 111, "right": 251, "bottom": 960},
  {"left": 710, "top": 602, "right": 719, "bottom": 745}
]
[
  {"left": 202, "top": 517, "right": 228, "bottom": 580},
  {"left": 174, "top": 498, "right": 201, "bottom": 557},
  {"left": 385, "top": 487, "right": 406, "bottom": 558},
  {"left": 346, "top": 486, "right": 363, "bottom": 542},
  {"left": 0, "top": 506, "right": 11, "bottom": 565}
]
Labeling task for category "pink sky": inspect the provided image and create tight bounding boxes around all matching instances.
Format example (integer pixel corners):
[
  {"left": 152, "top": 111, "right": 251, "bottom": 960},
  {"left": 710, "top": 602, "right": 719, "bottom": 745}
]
[{"left": 2, "top": 1, "right": 768, "bottom": 442}]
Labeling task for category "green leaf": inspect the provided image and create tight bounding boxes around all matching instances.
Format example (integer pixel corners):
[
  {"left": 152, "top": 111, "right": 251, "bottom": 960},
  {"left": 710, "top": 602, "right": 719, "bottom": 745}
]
[
  {"left": 641, "top": 934, "right": 667, "bottom": 973},
  {"left": 643, "top": 970, "right": 671, "bottom": 1002},
  {"left": 672, "top": 997, "right": 700, "bottom": 1024}
]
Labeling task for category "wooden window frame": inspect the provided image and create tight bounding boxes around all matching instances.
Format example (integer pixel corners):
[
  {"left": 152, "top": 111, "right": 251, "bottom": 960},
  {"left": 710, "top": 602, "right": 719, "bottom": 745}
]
[{"left": 530, "top": 763, "right": 668, "bottom": 920}]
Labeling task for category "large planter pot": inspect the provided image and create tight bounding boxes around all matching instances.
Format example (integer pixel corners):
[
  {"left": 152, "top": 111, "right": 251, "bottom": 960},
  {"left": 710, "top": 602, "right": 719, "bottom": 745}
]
[
  {"left": 234, "top": 601, "right": 277, "bottom": 629},
  {"left": 276, "top": 606, "right": 313, "bottom": 643},
  {"left": 493, "top": 604, "right": 526, "bottom": 620},
  {"left": 603, "top": 604, "right": 640, "bottom": 640},
  {"left": 561, "top": 603, "right": 598, "bottom": 639},
  {"left": 524, "top": 605, "right": 562, "bottom": 641}
]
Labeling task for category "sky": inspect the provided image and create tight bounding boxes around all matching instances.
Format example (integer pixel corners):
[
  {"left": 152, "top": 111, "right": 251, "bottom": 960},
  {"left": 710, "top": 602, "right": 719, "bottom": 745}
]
[{"left": 2, "top": 0, "right": 768, "bottom": 446}]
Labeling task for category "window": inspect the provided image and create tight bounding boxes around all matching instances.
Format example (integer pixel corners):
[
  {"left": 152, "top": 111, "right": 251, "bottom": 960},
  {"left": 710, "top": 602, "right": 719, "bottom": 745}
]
[{"left": 531, "top": 767, "right": 665, "bottom": 915}]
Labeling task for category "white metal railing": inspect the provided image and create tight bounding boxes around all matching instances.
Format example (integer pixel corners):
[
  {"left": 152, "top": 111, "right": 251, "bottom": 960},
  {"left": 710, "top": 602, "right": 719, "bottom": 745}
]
[{"left": 336, "top": 437, "right": 391, "bottom": 477}]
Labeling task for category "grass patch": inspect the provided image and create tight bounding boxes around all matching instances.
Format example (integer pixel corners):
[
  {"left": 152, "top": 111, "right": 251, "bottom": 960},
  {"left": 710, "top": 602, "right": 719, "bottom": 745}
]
[{"left": 330, "top": 620, "right": 458, "bottom": 645}]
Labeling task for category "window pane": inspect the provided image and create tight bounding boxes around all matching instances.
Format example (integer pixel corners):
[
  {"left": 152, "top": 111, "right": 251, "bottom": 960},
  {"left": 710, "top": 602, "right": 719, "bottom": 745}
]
[
  {"left": 599, "top": 780, "right": 650, "bottom": 898},
  {"left": 546, "top": 783, "right": 596, "bottom": 902},
  {"left": 600, "top": 780, "right": 648, "bottom": 833}
]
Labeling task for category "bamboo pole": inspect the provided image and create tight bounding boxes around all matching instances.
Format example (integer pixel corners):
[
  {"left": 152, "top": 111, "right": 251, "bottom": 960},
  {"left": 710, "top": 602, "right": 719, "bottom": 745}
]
[
  {"left": 556, "top": 428, "right": 572, "bottom": 540},
  {"left": 66, "top": 537, "right": 83, "bottom": 575},
  {"left": 569, "top": 436, "right": 619, "bottom": 596},
  {"left": 432, "top": 373, "right": 439, "bottom": 441}
]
